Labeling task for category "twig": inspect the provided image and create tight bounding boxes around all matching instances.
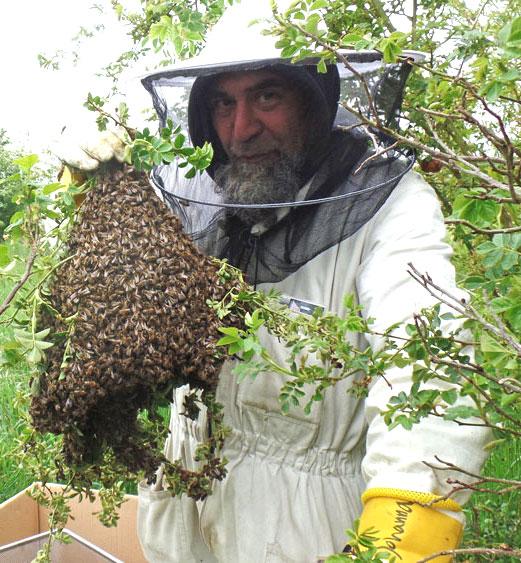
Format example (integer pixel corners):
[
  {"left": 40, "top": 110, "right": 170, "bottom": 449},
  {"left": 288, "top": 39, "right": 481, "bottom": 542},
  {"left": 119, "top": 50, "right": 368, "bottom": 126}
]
[
  {"left": 353, "top": 141, "right": 399, "bottom": 175},
  {"left": 445, "top": 219, "right": 521, "bottom": 234},
  {"left": 433, "top": 358, "right": 521, "bottom": 429},
  {"left": 427, "top": 456, "right": 521, "bottom": 485},
  {"left": 271, "top": 11, "right": 382, "bottom": 127},
  {"left": 411, "top": 0, "right": 418, "bottom": 43},
  {"left": 0, "top": 243, "right": 38, "bottom": 317},
  {"left": 341, "top": 101, "right": 512, "bottom": 192},
  {"left": 446, "top": 478, "right": 521, "bottom": 495},
  {"left": 407, "top": 263, "right": 521, "bottom": 357},
  {"left": 368, "top": 0, "right": 396, "bottom": 33},
  {"left": 472, "top": 191, "right": 521, "bottom": 204},
  {"left": 86, "top": 100, "right": 137, "bottom": 140},
  {"left": 418, "top": 547, "right": 521, "bottom": 562}
]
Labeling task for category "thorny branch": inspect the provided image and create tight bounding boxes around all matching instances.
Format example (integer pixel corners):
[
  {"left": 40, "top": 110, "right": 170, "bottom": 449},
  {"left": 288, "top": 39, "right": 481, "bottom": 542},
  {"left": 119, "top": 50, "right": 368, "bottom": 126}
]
[
  {"left": 353, "top": 141, "right": 399, "bottom": 174},
  {"left": 84, "top": 98, "right": 137, "bottom": 141},
  {"left": 417, "top": 347, "right": 521, "bottom": 432},
  {"left": 446, "top": 477, "right": 521, "bottom": 496},
  {"left": 418, "top": 456, "right": 521, "bottom": 516}
]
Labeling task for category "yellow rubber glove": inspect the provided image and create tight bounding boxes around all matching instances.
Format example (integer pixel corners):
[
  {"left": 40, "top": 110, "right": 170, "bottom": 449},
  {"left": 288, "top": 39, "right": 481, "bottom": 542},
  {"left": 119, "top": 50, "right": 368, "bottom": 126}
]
[{"left": 357, "top": 489, "right": 463, "bottom": 562}]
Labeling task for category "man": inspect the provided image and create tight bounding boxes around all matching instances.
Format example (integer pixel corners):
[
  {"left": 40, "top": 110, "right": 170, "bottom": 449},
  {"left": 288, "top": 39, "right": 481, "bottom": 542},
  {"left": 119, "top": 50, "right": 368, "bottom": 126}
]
[
  {"left": 137, "top": 52, "right": 490, "bottom": 563},
  {"left": 62, "top": 3, "right": 490, "bottom": 562}
]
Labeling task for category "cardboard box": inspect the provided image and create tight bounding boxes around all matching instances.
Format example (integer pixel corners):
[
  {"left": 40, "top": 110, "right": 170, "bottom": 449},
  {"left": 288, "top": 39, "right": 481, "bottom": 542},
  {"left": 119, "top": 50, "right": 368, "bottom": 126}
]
[
  {"left": 0, "top": 483, "right": 147, "bottom": 562},
  {"left": 0, "top": 529, "right": 123, "bottom": 562}
]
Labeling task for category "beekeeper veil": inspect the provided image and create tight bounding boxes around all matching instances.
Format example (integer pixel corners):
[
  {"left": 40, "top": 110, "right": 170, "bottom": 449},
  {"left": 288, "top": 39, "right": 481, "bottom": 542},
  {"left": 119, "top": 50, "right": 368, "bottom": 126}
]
[{"left": 141, "top": 0, "right": 419, "bottom": 284}]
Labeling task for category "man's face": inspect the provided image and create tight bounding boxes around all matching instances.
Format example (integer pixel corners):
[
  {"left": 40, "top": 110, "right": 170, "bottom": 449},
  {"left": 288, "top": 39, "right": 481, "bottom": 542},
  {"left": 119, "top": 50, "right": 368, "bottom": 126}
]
[
  {"left": 209, "top": 70, "right": 308, "bottom": 224},
  {"left": 210, "top": 69, "right": 306, "bottom": 162}
]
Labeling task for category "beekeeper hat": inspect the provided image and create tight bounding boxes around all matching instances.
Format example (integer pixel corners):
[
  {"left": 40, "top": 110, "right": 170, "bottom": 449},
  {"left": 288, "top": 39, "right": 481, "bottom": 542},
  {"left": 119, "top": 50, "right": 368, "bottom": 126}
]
[{"left": 141, "top": 1, "right": 424, "bottom": 284}]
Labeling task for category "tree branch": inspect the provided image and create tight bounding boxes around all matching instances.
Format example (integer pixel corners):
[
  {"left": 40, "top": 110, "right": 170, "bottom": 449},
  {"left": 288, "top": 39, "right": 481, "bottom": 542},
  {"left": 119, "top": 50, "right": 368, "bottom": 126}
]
[
  {"left": 339, "top": 102, "right": 512, "bottom": 192},
  {"left": 427, "top": 456, "right": 521, "bottom": 485}
]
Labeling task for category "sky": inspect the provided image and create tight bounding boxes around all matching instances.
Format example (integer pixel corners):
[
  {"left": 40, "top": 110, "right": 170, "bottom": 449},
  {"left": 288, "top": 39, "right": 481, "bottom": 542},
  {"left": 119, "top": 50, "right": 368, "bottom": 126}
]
[
  {"left": 0, "top": 0, "right": 151, "bottom": 155},
  {"left": 0, "top": 0, "right": 275, "bottom": 159}
]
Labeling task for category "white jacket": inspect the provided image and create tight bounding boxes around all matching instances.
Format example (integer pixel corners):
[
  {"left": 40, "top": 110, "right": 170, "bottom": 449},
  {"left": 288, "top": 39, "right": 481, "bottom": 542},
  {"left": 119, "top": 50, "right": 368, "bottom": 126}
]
[{"left": 138, "top": 170, "right": 490, "bottom": 562}]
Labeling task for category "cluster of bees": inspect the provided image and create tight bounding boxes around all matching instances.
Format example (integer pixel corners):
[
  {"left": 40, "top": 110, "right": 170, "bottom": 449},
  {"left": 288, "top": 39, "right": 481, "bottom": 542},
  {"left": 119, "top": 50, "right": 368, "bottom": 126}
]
[{"left": 30, "top": 164, "right": 242, "bottom": 477}]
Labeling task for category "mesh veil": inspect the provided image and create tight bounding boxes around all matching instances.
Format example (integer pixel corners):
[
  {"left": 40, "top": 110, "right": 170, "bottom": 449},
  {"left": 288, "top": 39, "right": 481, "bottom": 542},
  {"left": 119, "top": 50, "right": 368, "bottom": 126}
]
[{"left": 142, "top": 53, "right": 416, "bottom": 284}]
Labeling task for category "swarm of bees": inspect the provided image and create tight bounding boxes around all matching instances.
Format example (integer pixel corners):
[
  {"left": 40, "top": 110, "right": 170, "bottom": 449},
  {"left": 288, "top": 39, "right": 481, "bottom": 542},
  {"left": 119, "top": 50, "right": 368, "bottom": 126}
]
[{"left": 30, "top": 164, "right": 242, "bottom": 478}]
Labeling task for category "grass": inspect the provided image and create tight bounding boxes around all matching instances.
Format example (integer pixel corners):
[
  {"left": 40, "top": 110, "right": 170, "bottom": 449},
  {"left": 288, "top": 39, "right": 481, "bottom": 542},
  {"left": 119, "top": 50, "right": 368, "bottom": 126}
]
[
  {"left": 0, "top": 246, "right": 35, "bottom": 502},
  {"left": 0, "top": 367, "right": 33, "bottom": 502},
  {"left": 464, "top": 438, "right": 521, "bottom": 560}
]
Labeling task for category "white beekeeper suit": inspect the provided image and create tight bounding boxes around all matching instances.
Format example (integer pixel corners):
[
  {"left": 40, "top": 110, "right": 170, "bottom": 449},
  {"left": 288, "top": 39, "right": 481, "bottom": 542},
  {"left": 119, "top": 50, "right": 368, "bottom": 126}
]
[{"left": 61, "top": 1, "right": 491, "bottom": 561}]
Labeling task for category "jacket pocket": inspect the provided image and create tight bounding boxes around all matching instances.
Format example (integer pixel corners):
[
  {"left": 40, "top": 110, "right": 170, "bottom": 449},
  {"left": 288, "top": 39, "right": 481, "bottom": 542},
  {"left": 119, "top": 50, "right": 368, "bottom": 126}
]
[{"left": 137, "top": 480, "right": 216, "bottom": 563}]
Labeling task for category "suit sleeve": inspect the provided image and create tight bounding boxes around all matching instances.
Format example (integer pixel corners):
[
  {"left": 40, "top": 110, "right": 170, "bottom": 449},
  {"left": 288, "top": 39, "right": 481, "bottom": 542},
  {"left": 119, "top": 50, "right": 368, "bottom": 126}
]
[{"left": 356, "top": 170, "right": 490, "bottom": 507}]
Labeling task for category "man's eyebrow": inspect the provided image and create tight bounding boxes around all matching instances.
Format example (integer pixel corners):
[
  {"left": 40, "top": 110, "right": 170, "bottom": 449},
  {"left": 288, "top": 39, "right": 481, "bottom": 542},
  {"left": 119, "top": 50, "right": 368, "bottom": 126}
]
[
  {"left": 209, "top": 78, "right": 288, "bottom": 100},
  {"left": 208, "top": 88, "right": 232, "bottom": 101},
  {"left": 246, "top": 78, "right": 287, "bottom": 92}
]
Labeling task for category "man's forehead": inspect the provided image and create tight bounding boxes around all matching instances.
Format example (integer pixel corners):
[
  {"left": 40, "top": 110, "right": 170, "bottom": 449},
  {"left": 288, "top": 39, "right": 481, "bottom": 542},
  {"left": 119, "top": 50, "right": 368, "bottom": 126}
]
[{"left": 210, "top": 69, "right": 293, "bottom": 95}]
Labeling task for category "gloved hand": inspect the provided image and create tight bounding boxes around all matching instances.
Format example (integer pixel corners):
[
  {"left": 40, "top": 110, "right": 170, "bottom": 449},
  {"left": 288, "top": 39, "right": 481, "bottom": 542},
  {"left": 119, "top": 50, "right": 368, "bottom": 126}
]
[
  {"left": 354, "top": 488, "right": 463, "bottom": 562},
  {"left": 52, "top": 124, "right": 129, "bottom": 171}
]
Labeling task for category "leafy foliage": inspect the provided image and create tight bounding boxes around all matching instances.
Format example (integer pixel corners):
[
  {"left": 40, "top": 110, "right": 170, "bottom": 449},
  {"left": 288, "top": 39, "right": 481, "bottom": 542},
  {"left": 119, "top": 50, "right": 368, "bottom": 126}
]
[
  {"left": 0, "top": 131, "right": 23, "bottom": 234},
  {"left": 130, "top": 118, "right": 213, "bottom": 174}
]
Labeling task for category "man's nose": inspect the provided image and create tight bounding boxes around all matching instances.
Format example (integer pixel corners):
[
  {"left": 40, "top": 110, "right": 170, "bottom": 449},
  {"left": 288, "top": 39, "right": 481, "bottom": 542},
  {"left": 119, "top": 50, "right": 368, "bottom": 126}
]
[{"left": 231, "top": 100, "right": 263, "bottom": 144}]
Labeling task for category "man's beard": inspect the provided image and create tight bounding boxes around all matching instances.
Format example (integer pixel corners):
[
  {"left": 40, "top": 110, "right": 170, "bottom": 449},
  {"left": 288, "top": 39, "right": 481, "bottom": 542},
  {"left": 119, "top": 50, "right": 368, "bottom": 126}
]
[{"left": 214, "top": 152, "right": 304, "bottom": 226}]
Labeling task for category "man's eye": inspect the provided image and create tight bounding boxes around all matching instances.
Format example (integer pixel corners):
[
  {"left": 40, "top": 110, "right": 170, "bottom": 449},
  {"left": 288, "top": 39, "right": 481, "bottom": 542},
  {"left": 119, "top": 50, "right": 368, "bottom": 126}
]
[
  {"left": 211, "top": 98, "right": 234, "bottom": 115},
  {"left": 256, "top": 90, "right": 281, "bottom": 107}
]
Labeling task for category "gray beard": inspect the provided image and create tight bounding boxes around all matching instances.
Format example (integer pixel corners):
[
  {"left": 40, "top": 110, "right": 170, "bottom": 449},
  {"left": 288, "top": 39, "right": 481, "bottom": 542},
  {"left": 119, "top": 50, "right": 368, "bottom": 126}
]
[{"left": 214, "top": 153, "right": 303, "bottom": 226}]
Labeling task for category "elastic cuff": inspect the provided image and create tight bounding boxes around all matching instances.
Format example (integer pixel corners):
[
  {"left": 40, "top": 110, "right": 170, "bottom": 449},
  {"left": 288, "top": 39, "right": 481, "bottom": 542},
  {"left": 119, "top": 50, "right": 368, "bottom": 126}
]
[{"left": 362, "top": 487, "right": 462, "bottom": 512}]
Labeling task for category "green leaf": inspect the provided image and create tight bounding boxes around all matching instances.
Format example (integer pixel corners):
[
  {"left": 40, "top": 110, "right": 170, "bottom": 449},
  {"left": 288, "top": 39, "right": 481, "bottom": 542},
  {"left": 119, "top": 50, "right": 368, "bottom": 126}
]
[
  {"left": 441, "top": 389, "right": 458, "bottom": 405},
  {"left": 218, "top": 326, "right": 240, "bottom": 336},
  {"left": 317, "top": 58, "right": 327, "bottom": 74},
  {"left": 216, "top": 335, "right": 239, "bottom": 346},
  {"left": 0, "top": 244, "right": 10, "bottom": 267},
  {"left": 0, "top": 259, "right": 17, "bottom": 274},
  {"left": 42, "top": 182, "right": 64, "bottom": 195},
  {"left": 304, "top": 13, "right": 321, "bottom": 35},
  {"left": 444, "top": 405, "right": 480, "bottom": 420},
  {"left": 310, "top": 0, "right": 328, "bottom": 9},
  {"left": 174, "top": 134, "right": 186, "bottom": 149},
  {"left": 324, "top": 555, "right": 351, "bottom": 563},
  {"left": 27, "top": 346, "right": 42, "bottom": 364},
  {"left": 13, "top": 154, "right": 38, "bottom": 172},
  {"left": 452, "top": 194, "right": 498, "bottom": 226},
  {"left": 480, "top": 332, "right": 508, "bottom": 353},
  {"left": 481, "top": 80, "right": 505, "bottom": 102},
  {"left": 499, "top": 68, "right": 521, "bottom": 82}
]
